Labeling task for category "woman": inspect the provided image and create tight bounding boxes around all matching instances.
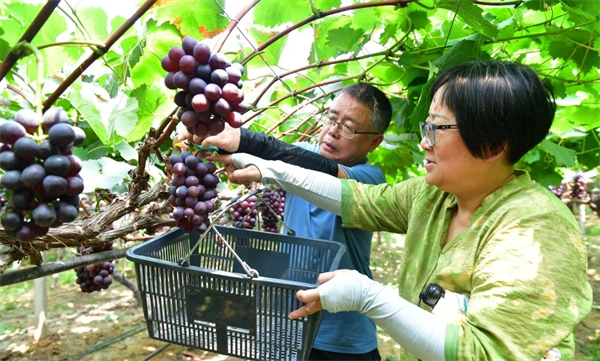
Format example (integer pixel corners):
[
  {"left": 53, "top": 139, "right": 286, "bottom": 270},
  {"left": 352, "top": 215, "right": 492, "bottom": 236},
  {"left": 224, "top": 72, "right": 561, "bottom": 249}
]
[{"left": 210, "top": 61, "right": 592, "bottom": 361}]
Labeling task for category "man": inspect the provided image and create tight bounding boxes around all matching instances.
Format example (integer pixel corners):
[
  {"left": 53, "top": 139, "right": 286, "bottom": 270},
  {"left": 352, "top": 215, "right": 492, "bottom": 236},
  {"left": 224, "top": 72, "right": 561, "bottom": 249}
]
[{"left": 202, "top": 83, "right": 392, "bottom": 361}]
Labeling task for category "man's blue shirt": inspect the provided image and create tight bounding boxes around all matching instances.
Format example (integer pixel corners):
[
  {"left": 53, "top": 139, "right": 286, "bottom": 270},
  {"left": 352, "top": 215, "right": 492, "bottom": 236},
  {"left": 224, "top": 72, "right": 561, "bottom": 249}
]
[{"left": 283, "top": 142, "right": 386, "bottom": 354}]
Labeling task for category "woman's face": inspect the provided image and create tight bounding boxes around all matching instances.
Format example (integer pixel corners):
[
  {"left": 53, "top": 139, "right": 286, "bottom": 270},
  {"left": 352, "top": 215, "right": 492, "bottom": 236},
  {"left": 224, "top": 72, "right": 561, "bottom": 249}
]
[{"left": 421, "top": 88, "right": 488, "bottom": 194}]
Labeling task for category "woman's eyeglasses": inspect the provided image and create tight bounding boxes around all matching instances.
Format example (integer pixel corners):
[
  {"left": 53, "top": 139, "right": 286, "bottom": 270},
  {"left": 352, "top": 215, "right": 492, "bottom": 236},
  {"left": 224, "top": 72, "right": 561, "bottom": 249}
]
[{"left": 419, "top": 122, "right": 459, "bottom": 147}]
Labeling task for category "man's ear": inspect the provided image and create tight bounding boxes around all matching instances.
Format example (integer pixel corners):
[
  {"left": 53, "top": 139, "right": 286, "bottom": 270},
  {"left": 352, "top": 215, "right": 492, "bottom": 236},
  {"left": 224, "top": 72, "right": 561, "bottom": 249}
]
[{"left": 368, "top": 134, "right": 384, "bottom": 152}]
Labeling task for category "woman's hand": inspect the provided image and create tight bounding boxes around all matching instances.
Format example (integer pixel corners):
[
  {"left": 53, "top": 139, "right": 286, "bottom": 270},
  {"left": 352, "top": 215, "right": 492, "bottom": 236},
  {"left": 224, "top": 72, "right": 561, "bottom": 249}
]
[
  {"left": 208, "top": 154, "right": 262, "bottom": 184},
  {"left": 288, "top": 270, "right": 352, "bottom": 319}
]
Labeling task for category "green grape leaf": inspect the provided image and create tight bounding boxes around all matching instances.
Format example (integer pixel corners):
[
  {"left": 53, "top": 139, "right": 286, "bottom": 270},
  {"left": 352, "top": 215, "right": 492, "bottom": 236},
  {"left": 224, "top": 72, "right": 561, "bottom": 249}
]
[
  {"left": 325, "top": 26, "right": 364, "bottom": 53},
  {"left": 253, "top": 0, "right": 313, "bottom": 27},
  {"left": 436, "top": 0, "right": 499, "bottom": 39},
  {"left": 248, "top": 27, "right": 287, "bottom": 66},
  {"left": 79, "top": 7, "right": 109, "bottom": 41},
  {"left": 130, "top": 20, "right": 181, "bottom": 88},
  {"left": 127, "top": 85, "right": 168, "bottom": 142},
  {"left": 155, "top": 0, "right": 228, "bottom": 39},
  {"left": 108, "top": 96, "right": 139, "bottom": 141},
  {"left": 408, "top": 10, "right": 431, "bottom": 30},
  {"left": 538, "top": 139, "right": 576, "bottom": 167},
  {"left": 69, "top": 85, "right": 109, "bottom": 145}
]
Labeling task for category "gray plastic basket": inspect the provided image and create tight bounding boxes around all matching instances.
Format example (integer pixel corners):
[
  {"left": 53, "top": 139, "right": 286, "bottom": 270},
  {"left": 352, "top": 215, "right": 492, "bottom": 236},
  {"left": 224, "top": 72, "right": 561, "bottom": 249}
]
[{"left": 126, "top": 226, "right": 345, "bottom": 361}]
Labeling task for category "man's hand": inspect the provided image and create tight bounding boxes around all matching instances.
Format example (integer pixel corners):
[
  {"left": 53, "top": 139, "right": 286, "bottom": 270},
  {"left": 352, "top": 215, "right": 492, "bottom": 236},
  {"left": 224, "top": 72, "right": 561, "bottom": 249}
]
[
  {"left": 288, "top": 270, "right": 352, "bottom": 320},
  {"left": 201, "top": 123, "right": 241, "bottom": 153},
  {"left": 208, "top": 154, "right": 262, "bottom": 184}
]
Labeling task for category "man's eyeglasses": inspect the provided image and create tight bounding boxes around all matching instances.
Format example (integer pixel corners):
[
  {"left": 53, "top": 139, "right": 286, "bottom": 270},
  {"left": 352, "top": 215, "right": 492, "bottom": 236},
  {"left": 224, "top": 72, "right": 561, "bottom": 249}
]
[
  {"left": 419, "top": 122, "right": 459, "bottom": 147},
  {"left": 321, "top": 115, "right": 380, "bottom": 139}
]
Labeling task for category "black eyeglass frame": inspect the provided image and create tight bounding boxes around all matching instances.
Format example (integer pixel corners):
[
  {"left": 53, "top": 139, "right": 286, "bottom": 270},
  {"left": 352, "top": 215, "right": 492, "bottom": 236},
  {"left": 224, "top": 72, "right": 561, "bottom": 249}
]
[
  {"left": 321, "top": 114, "right": 380, "bottom": 139},
  {"left": 419, "top": 122, "right": 459, "bottom": 147}
]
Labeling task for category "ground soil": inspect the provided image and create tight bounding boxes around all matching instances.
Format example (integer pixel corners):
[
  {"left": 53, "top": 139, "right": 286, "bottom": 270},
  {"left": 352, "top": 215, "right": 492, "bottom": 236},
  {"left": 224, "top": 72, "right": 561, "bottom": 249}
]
[{"left": 1, "top": 225, "right": 599, "bottom": 361}]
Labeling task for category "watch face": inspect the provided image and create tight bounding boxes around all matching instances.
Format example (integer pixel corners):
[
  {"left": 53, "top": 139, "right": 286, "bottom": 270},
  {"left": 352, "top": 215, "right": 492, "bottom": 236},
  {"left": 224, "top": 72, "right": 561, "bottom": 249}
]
[{"left": 419, "top": 283, "right": 445, "bottom": 308}]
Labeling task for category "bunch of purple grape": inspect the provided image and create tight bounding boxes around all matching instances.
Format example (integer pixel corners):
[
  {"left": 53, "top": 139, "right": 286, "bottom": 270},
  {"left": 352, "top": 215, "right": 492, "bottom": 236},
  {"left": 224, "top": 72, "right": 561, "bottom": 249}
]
[
  {"left": 75, "top": 242, "right": 115, "bottom": 293},
  {"left": 167, "top": 151, "right": 219, "bottom": 233},
  {"left": 260, "top": 188, "right": 286, "bottom": 233},
  {"left": 548, "top": 183, "right": 565, "bottom": 198},
  {"left": 572, "top": 174, "right": 588, "bottom": 200},
  {"left": 0, "top": 108, "right": 85, "bottom": 242},
  {"left": 161, "top": 36, "right": 248, "bottom": 138},
  {"left": 229, "top": 195, "right": 258, "bottom": 229}
]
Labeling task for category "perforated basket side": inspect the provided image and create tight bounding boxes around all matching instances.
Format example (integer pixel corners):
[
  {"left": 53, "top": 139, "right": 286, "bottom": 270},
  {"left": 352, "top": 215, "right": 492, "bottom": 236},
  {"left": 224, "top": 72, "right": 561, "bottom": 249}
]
[{"left": 126, "top": 227, "right": 346, "bottom": 361}]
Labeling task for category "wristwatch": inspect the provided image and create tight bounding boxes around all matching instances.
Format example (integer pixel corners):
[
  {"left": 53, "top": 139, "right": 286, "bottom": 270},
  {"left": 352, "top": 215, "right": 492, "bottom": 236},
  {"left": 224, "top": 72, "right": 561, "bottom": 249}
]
[{"left": 418, "top": 283, "right": 445, "bottom": 308}]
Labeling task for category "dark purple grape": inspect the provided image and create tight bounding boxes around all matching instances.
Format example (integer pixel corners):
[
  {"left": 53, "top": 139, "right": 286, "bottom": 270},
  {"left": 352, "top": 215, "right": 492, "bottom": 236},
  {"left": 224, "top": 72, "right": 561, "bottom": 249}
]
[
  {"left": 164, "top": 72, "right": 177, "bottom": 89},
  {"left": 184, "top": 207, "right": 194, "bottom": 218},
  {"left": 11, "top": 188, "right": 35, "bottom": 210},
  {"left": 60, "top": 195, "right": 80, "bottom": 207},
  {"left": 180, "top": 110, "right": 198, "bottom": 128},
  {"left": 174, "top": 91, "right": 188, "bottom": 107},
  {"left": 17, "top": 223, "right": 36, "bottom": 242},
  {"left": 1, "top": 210, "right": 23, "bottom": 231},
  {"left": 181, "top": 37, "right": 197, "bottom": 55},
  {"left": 32, "top": 203, "right": 56, "bottom": 227},
  {"left": 226, "top": 66, "right": 242, "bottom": 84},
  {"left": 172, "top": 206, "right": 185, "bottom": 220},
  {"left": 173, "top": 163, "right": 186, "bottom": 176},
  {"left": 173, "top": 71, "right": 191, "bottom": 90},
  {"left": 37, "top": 140, "right": 60, "bottom": 160},
  {"left": 189, "top": 78, "right": 207, "bottom": 95},
  {"left": 176, "top": 185, "right": 188, "bottom": 198},
  {"left": 233, "top": 102, "right": 249, "bottom": 114},
  {"left": 213, "top": 98, "right": 231, "bottom": 117},
  {"left": 193, "top": 42, "right": 211, "bottom": 64},
  {"left": 195, "top": 111, "right": 211, "bottom": 123},
  {"left": 0, "top": 151, "right": 21, "bottom": 171},
  {"left": 231, "top": 62, "right": 245, "bottom": 76},
  {"left": 206, "top": 162, "right": 217, "bottom": 174},
  {"left": 191, "top": 94, "right": 210, "bottom": 113},
  {"left": 184, "top": 156, "right": 199, "bottom": 169},
  {"left": 195, "top": 63, "right": 212, "bottom": 82},
  {"left": 169, "top": 155, "right": 183, "bottom": 166},
  {"left": 210, "top": 69, "right": 229, "bottom": 86},
  {"left": 54, "top": 201, "right": 78, "bottom": 222},
  {"left": 187, "top": 185, "right": 200, "bottom": 198},
  {"left": 48, "top": 123, "right": 76, "bottom": 146},
  {"left": 194, "top": 201, "right": 207, "bottom": 214},
  {"left": 42, "top": 107, "right": 69, "bottom": 132},
  {"left": 168, "top": 46, "right": 185, "bottom": 63},
  {"left": 72, "top": 126, "right": 86, "bottom": 146},
  {"left": 225, "top": 111, "right": 242, "bottom": 128},
  {"left": 221, "top": 83, "right": 239, "bottom": 102},
  {"left": 44, "top": 155, "right": 71, "bottom": 176},
  {"left": 185, "top": 197, "right": 198, "bottom": 207},
  {"left": 66, "top": 155, "right": 83, "bottom": 176},
  {"left": 14, "top": 109, "right": 39, "bottom": 134},
  {"left": 185, "top": 175, "right": 199, "bottom": 187},
  {"left": 0, "top": 121, "right": 26, "bottom": 145},
  {"left": 43, "top": 175, "right": 67, "bottom": 198},
  {"left": 209, "top": 53, "right": 229, "bottom": 70},
  {"left": 65, "top": 176, "right": 84, "bottom": 196},
  {"left": 193, "top": 122, "right": 209, "bottom": 138},
  {"left": 1, "top": 170, "right": 22, "bottom": 190},
  {"left": 204, "top": 83, "right": 222, "bottom": 101},
  {"left": 21, "top": 164, "right": 45, "bottom": 188},
  {"left": 161, "top": 55, "right": 179, "bottom": 72},
  {"left": 202, "top": 173, "right": 219, "bottom": 188},
  {"left": 179, "top": 55, "right": 197, "bottom": 74}
]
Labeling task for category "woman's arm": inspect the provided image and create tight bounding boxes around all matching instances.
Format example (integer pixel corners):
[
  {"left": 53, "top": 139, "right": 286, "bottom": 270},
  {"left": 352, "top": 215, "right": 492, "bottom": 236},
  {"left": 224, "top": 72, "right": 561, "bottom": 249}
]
[{"left": 291, "top": 270, "right": 448, "bottom": 361}]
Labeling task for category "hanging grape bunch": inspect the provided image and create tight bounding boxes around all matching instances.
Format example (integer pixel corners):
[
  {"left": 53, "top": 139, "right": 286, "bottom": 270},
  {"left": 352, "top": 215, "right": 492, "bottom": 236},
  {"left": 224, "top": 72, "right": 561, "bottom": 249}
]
[
  {"left": 0, "top": 108, "right": 85, "bottom": 242},
  {"left": 260, "top": 187, "right": 286, "bottom": 233},
  {"left": 572, "top": 174, "right": 588, "bottom": 200},
  {"left": 74, "top": 241, "right": 115, "bottom": 293},
  {"left": 229, "top": 195, "right": 258, "bottom": 229},
  {"left": 167, "top": 151, "right": 219, "bottom": 234},
  {"left": 548, "top": 183, "right": 565, "bottom": 199},
  {"left": 162, "top": 36, "right": 248, "bottom": 140}
]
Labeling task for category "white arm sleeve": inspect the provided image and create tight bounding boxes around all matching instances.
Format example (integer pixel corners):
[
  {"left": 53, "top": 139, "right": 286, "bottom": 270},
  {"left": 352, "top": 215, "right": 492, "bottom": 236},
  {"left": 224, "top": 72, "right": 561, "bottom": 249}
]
[
  {"left": 232, "top": 153, "right": 342, "bottom": 215},
  {"left": 319, "top": 271, "right": 447, "bottom": 361}
]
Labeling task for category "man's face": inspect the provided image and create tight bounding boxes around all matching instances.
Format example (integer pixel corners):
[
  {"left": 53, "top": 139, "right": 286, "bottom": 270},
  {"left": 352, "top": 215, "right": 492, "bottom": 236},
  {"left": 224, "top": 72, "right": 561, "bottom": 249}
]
[{"left": 318, "top": 93, "right": 382, "bottom": 166}]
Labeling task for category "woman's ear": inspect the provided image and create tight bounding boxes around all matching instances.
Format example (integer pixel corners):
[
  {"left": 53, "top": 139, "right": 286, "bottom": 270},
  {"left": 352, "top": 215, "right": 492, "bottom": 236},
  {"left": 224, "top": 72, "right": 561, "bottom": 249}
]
[{"left": 485, "top": 145, "right": 507, "bottom": 163}]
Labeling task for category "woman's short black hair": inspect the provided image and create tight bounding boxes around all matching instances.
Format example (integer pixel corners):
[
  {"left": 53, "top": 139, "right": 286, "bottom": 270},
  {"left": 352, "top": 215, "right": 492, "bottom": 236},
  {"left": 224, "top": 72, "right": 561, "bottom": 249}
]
[{"left": 431, "top": 61, "right": 556, "bottom": 164}]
